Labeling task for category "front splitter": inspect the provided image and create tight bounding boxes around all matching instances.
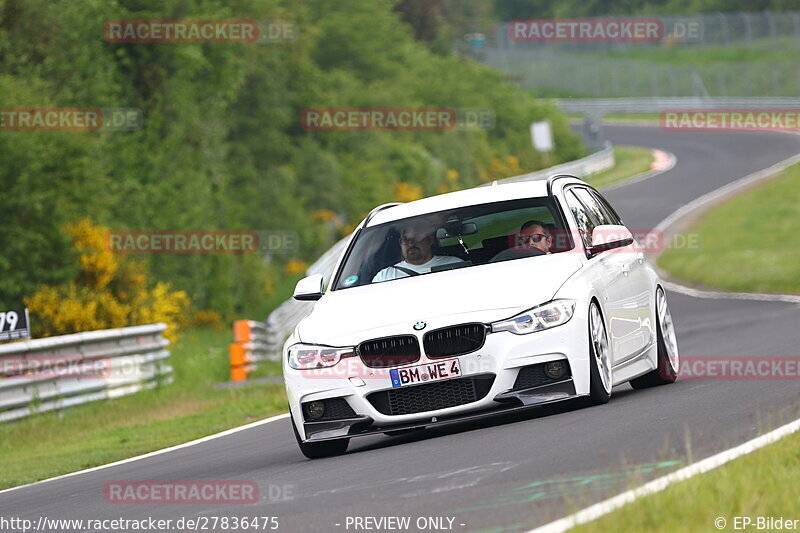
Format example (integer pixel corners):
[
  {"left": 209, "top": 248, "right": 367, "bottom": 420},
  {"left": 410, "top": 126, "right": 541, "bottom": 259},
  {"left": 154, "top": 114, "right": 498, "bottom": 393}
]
[{"left": 303, "top": 378, "right": 577, "bottom": 442}]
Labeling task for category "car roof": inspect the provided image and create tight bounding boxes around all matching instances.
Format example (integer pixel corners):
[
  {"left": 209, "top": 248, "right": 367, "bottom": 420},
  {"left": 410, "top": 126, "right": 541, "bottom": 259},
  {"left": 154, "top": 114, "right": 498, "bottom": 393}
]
[{"left": 366, "top": 177, "right": 584, "bottom": 227}]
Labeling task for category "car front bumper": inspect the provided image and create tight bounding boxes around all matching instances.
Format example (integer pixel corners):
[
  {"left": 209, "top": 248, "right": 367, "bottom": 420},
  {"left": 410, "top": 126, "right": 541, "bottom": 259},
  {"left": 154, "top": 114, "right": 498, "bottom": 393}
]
[{"left": 285, "top": 306, "right": 591, "bottom": 442}]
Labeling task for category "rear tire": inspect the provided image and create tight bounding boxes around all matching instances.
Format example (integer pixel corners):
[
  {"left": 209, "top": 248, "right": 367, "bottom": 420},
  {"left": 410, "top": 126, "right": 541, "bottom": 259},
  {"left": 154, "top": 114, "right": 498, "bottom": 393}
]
[
  {"left": 630, "top": 287, "right": 679, "bottom": 389},
  {"left": 291, "top": 416, "right": 349, "bottom": 459},
  {"left": 587, "top": 301, "right": 612, "bottom": 405}
]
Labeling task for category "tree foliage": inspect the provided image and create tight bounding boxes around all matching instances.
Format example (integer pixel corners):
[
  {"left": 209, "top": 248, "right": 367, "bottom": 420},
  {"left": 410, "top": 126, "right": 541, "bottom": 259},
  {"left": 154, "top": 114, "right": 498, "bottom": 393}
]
[{"left": 1, "top": 0, "right": 582, "bottom": 321}]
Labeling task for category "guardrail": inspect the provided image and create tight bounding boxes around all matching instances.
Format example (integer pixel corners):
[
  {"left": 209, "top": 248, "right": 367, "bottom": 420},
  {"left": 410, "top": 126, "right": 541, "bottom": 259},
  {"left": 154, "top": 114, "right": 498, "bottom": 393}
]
[
  {"left": 229, "top": 320, "right": 278, "bottom": 381},
  {"left": 496, "top": 142, "right": 614, "bottom": 184},
  {"left": 256, "top": 144, "right": 615, "bottom": 364},
  {"left": 0, "top": 323, "right": 171, "bottom": 423},
  {"left": 554, "top": 97, "right": 800, "bottom": 115}
]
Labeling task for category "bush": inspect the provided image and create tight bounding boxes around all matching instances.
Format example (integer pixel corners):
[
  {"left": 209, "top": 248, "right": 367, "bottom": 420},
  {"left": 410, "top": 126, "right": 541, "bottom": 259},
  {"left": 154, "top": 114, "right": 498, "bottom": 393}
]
[{"left": 25, "top": 219, "right": 190, "bottom": 341}]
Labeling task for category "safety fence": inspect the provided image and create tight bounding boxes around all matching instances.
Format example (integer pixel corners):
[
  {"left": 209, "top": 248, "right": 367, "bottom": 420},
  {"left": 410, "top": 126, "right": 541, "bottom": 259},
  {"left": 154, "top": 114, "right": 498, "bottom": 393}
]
[{"left": 553, "top": 97, "right": 800, "bottom": 116}]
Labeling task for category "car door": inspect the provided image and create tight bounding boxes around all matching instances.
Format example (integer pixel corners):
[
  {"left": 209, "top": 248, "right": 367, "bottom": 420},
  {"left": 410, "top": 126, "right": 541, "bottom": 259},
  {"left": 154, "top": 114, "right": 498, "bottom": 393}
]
[
  {"left": 587, "top": 188, "right": 655, "bottom": 356},
  {"left": 565, "top": 188, "right": 646, "bottom": 364}
]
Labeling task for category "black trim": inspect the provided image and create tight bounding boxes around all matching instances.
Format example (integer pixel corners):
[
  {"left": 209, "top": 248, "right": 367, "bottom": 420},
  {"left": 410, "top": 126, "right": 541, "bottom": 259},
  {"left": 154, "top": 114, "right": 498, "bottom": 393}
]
[
  {"left": 356, "top": 335, "right": 421, "bottom": 368},
  {"left": 303, "top": 378, "right": 578, "bottom": 442},
  {"left": 546, "top": 174, "right": 578, "bottom": 197},
  {"left": 423, "top": 323, "right": 488, "bottom": 358}
]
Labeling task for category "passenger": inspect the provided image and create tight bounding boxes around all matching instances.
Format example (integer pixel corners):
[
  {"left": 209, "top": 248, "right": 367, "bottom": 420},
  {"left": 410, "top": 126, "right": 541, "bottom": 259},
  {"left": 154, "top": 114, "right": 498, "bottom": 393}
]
[{"left": 490, "top": 220, "right": 552, "bottom": 262}]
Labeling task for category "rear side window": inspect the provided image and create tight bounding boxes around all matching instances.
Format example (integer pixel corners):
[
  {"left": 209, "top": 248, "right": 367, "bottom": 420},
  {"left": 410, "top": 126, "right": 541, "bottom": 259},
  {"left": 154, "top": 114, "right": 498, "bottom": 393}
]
[
  {"left": 564, "top": 190, "right": 595, "bottom": 249},
  {"left": 573, "top": 188, "right": 616, "bottom": 227},
  {"left": 588, "top": 189, "right": 623, "bottom": 226}
]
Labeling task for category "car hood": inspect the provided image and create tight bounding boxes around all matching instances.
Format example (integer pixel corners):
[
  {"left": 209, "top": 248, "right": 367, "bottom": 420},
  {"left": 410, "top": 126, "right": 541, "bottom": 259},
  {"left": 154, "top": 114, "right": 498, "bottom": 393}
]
[{"left": 297, "top": 253, "right": 582, "bottom": 346}]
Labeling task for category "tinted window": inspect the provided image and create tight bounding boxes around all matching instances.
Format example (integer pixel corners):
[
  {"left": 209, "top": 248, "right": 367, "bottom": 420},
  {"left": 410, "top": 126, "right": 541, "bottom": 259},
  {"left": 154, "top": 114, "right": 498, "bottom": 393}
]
[
  {"left": 564, "top": 190, "right": 595, "bottom": 249},
  {"left": 332, "top": 197, "right": 570, "bottom": 290},
  {"left": 588, "top": 189, "right": 623, "bottom": 226},
  {"left": 573, "top": 188, "right": 615, "bottom": 227}
]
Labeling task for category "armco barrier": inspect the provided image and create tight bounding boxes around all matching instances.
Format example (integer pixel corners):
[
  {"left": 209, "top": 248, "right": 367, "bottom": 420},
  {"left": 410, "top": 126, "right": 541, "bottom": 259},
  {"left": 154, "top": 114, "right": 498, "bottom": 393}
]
[
  {"left": 256, "top": 144, "right": 616, "bottom": 364},
  {"left": 229, "top": 320, "right": 276, "bottom": 381},
  {"left": 0, "top": 323, "right": 171, "bottom": 422},
  {"left": 553, "top": 97, "right": 800, "bottom": 116}
]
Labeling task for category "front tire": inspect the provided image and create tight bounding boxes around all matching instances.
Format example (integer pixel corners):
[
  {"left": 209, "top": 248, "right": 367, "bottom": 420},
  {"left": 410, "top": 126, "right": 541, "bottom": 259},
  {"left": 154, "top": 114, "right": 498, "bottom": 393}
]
[
  {"left": 291, "top": 416, "right": 349, "bottom": 459},
  {"left": 630, "top": 287, "right": 679, "bottom": 389},
  {"left": 587, "top": 301, "right": 612, "bottom": 405}
]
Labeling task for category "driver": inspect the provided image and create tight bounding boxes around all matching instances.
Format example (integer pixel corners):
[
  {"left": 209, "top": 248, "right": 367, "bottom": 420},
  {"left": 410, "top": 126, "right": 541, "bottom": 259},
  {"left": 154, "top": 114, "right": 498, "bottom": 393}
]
[{"left": 372, "top": 221, "right": 462, "bottom": 283}]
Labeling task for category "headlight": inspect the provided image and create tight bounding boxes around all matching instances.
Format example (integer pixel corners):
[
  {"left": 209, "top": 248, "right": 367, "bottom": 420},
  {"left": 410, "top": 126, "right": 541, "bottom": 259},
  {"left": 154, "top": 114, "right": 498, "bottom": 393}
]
[
  {"left": 491, "top": 300, "right": 576, "bottom": 335},
  {"left": 287, "top": 343, "right": 354, "bottom": 370}
]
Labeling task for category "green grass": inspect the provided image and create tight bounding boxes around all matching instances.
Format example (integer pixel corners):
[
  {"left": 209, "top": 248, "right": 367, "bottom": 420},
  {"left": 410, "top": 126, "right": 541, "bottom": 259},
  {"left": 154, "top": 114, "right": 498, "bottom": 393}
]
[
  {"left": 571, "top": 429, "right": 800, "bottom": 533},
  {"left": 0, "top": 327, "right": 287, "bottom": 489},
  {"left": 586, "top": 146, "right": 655, "bottom": 189},
  {"left": 658, "top": 162, "right": 800, "bottom": 294}
]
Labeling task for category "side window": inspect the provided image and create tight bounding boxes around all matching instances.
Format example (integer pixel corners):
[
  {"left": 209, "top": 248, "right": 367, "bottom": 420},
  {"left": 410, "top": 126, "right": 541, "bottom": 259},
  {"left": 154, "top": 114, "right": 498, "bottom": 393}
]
[
  {"left": 565, "top": 190, "right": 596, "bottom": 249},
  {"left": 588, "top": 190, "right": 622, "bottom": 226},
  {"left": 573, "top": 188, "right": 615, "bottom": 227}
]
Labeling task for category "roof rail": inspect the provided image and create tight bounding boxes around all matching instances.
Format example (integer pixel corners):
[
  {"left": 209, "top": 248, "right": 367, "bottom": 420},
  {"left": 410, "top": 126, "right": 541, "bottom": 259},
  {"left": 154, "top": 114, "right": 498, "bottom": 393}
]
[
  {"left": 363, "top": 202, "right": 401, "bottom": 227},
  {"left": 546, "top": 174, "right": 579, "bottom": 197}
]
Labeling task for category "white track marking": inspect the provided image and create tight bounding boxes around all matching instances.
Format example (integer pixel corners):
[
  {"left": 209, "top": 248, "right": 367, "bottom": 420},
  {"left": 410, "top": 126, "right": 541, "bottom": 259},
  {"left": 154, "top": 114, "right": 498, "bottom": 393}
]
[
  {"left": 662, "top": 280, "right": 800, "bottom": 304},
  {"left": 526, "top": 416, "right": 800, "bottom": 533},
  {"left": 0, "top": 413, "right": 289, "bottom": 495},
  {"left": 653, "top": 151, "right": 800, "bottom": 304}
]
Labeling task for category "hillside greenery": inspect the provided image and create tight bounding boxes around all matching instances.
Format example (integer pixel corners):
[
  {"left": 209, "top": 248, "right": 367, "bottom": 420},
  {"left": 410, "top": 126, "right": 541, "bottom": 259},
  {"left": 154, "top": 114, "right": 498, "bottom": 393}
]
[{"left": 0, "top": 0, "right": 583, "bottom": 329}]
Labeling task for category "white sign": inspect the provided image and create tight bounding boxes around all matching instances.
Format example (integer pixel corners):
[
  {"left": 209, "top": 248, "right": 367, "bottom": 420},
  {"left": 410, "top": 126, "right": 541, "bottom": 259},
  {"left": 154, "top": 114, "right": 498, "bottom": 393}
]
[{"left": 531, "top": 120, "right": 554, "bottom": 152}]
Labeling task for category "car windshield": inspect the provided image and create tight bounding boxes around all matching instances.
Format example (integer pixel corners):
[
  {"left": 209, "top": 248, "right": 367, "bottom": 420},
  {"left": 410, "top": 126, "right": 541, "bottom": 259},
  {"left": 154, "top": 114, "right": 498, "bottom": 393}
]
[{"left": 332, "top": 197, "right": 572, "bottom": 290}]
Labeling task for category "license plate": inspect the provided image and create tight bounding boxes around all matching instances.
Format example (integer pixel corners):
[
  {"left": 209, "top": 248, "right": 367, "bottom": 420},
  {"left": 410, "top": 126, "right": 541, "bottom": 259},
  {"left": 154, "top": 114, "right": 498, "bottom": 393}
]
[{"left": 390, "top": 359, "right": 462, "bottom": 387}]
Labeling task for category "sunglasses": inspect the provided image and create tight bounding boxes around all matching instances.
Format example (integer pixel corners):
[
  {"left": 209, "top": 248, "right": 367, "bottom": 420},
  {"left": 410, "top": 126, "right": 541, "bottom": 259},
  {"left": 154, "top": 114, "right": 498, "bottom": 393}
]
[{"left": 524, "top": 233, "right": 549, "bottom": 243}]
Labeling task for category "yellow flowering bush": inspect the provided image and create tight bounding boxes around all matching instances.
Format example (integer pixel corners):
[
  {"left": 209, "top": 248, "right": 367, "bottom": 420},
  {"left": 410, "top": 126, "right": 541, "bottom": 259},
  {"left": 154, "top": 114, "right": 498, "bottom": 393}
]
[
  {"left": 24, "top": 219, "right": 190, "bottom": 341},
  {"left": 284, "top": 259, "right": 309, "bottom": 276},
  {"left": 482, "top": 155, "right": 522, "bottom": 183},
  {"left": 394, "top": 182, "right": 423, "bottom": 202}
]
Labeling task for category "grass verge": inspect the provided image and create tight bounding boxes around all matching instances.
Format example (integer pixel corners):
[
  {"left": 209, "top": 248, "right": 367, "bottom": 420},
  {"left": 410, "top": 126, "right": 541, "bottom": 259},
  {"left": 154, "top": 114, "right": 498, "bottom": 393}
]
[
  {"left": 0, "top": 327, "right": 287, "bottom": 489},
  {"left": 658, "top": 162, "right": 800, "bottom": 294},
  {"left": 586, "top": 146, "right": 655, "bottom": 189},
  {"left": 571, "top": 428, "right": 800, "bottom": 532}
]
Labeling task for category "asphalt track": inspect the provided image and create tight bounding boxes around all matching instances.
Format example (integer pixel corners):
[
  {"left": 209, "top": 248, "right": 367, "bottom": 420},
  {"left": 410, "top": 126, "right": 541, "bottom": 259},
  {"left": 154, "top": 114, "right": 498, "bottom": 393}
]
[{"left": 2, "top": 125, "right": 800, "bottom": 533}]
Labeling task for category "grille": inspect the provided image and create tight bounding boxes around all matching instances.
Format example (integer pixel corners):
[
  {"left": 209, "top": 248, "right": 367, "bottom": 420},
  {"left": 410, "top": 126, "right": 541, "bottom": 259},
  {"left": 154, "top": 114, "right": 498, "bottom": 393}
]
[
  {"left": 367, "top": 374, "right": 495, "bottom": 416},
  {"left": 512, "top": 362, "right": 571, "bottom": 390},
  {"left": 423, "top": 323, "right": 487, "bottom": 357},
  {"left": 357, "top": 335, "right": 420, "bottom": 368},
  {"left": 302, "top": 398, "right": 357, "bottom": 422}
]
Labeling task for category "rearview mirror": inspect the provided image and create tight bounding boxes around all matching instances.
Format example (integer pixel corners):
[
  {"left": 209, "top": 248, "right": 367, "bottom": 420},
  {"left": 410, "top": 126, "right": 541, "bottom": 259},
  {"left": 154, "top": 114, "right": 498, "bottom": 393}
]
[
  {"left": 588, "top": 225, "right": 634, "bottom": 255},
  {"left": 436, "top": 222, "right": 478, "bottom": 240},
  {"left": 293, "top": 274, "right": 324, "bottom": 301}
]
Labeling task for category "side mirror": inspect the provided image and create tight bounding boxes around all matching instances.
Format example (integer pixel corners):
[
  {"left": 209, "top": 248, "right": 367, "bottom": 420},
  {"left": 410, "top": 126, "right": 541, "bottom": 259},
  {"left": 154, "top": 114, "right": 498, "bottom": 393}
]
[
  {"left": 588, "top": 225, "right": 634, "bottom": 256},
  {"left": 293, "top": 274, "right": 324, "bottom": 301}
]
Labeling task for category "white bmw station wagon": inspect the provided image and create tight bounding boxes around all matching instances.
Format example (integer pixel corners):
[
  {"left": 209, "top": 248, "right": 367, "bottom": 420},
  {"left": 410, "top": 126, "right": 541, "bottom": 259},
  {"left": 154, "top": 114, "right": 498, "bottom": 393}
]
[{"left": 283, "top": 175, "right": 680, "bottom": 458}]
